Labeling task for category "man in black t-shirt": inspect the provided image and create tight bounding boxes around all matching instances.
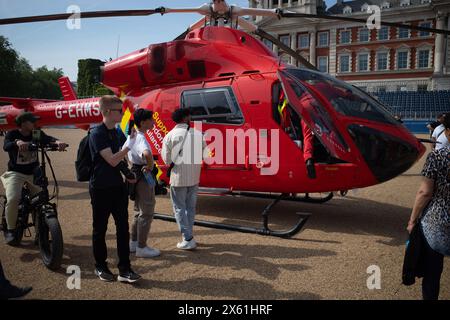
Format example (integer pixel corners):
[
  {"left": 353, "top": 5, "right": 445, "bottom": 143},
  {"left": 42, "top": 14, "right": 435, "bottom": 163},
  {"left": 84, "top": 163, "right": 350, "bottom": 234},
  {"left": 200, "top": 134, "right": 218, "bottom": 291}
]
[
  {"left": 88, "top": 95, "right": 141, "bottom": 284},
  {"left": 1, "top": 112, "right": 67, "bottom": 244}
]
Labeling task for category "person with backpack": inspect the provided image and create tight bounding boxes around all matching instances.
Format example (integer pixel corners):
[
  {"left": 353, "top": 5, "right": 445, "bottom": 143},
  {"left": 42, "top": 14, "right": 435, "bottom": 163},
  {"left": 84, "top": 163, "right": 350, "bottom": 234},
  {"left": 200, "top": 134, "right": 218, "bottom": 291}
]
[
  {"left": 127, "top": 109, "right": 160, "bottom": 258},
  {"left": 88, "top": 95, "right": 141, "bottom": 283}
]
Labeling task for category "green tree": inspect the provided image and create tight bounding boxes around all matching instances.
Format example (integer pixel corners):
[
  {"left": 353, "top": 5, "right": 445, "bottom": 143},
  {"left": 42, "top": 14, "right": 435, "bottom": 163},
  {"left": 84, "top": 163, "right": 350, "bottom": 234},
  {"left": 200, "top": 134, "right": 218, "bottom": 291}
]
[
  {"left": 77, "top": 59, "right": 105, "bottom": 97},
  {"left": 0, "top": 36, "right": 63, "bottom": 99}
]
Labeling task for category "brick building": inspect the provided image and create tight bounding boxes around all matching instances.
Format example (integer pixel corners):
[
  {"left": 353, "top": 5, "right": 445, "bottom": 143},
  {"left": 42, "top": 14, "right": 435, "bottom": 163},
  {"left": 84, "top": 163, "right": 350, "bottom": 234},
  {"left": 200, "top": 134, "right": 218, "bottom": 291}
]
[{"left": 250, "top": 0, "right": 450, "bottom": 92}]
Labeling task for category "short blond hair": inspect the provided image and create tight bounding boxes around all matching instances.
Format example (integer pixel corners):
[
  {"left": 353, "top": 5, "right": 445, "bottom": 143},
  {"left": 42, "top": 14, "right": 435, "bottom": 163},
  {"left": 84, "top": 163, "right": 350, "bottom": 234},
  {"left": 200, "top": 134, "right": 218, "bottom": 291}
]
[{"left": 99, "top": 95, "right": 123, "bottom": 114}]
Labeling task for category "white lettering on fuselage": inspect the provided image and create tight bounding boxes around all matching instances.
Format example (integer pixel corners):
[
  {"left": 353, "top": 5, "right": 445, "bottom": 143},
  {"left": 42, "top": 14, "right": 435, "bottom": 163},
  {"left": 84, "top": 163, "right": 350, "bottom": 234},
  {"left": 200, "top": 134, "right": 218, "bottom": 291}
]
[{"left": 55, "top": 102, "right": 101, "bottom": 119}]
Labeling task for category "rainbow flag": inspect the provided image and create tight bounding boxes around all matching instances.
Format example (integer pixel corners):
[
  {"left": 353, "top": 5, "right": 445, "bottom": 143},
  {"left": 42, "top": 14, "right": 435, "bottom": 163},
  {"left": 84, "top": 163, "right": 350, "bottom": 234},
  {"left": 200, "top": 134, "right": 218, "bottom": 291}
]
[{"left": 120, "top": 107, "right": 132, "bottom": 137}]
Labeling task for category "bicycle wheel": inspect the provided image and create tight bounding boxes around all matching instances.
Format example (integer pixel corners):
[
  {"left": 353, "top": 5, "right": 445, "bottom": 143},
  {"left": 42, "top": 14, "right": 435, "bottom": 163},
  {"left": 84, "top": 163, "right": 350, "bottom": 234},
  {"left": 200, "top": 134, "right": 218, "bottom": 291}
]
[{"left": 38, "top": 206, "right": 63, "bottom": 270}]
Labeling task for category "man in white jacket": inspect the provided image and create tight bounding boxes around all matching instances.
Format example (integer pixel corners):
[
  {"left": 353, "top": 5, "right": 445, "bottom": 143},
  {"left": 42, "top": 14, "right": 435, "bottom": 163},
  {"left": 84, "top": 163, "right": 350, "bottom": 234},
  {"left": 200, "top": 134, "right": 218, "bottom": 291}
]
[{"left": 162, "top": 109, "right": 206, "bottom": 250}]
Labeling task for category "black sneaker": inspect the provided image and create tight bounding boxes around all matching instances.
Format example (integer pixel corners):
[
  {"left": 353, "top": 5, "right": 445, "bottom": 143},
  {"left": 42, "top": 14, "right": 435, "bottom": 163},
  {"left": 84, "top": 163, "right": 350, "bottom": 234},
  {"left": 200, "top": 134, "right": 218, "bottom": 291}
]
[
  {"left": 0, "top": 282, "right": 32, "bottom": 300},
  {"left": 94, "top": 267, "right": 115, "bottom": 282},
  {"left": 118, "top": 269, "right": 141, "bottom": 283}
]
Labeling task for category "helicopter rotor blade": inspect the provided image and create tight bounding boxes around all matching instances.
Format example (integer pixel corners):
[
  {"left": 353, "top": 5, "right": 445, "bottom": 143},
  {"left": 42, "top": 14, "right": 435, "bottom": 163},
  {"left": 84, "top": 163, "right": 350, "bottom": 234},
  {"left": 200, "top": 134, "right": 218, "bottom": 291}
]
[
  {"left": 0, "top": 9, "right": 163, "bottom": 25},
  {"left": 278, "top": 11, "right": 450, "bottom": 36},
  {"left": 0, "top": 5, "right": 212, "bottom": 26},
  {"left": 231, "top": 7, "right": 278, "bottom": 18},
  {"left": 162, "top": 5, "right": 211, "bottom": 16}
]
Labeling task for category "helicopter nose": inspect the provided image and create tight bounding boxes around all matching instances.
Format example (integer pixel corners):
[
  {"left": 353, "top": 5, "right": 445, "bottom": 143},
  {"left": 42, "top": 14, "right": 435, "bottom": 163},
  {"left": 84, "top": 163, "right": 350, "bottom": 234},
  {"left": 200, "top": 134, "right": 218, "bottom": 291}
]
[{"left": 348, "top": 124, "right": 424, "bottom": 183}]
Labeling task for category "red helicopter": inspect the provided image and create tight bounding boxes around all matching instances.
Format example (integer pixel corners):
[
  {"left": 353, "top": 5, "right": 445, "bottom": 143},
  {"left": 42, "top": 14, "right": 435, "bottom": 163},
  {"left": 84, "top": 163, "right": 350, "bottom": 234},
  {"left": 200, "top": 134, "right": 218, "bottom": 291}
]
[{"left": 2, "top": 1, "right": 445, "bottom": 238}]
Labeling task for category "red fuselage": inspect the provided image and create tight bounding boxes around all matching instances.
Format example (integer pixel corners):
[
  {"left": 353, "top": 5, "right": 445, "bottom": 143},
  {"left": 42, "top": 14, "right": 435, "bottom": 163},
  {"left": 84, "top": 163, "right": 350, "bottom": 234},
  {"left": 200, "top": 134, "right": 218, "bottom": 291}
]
[{"left": 0, "top": 26, "right": 425, "bottom": 193}]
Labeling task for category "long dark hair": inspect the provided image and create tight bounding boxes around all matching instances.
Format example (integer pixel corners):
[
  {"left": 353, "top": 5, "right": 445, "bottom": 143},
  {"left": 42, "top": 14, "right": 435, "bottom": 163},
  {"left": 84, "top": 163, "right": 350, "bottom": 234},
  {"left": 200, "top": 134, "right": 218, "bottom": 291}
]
[{"left": 443, "top": 113, "right": 450, "bottom": 130}]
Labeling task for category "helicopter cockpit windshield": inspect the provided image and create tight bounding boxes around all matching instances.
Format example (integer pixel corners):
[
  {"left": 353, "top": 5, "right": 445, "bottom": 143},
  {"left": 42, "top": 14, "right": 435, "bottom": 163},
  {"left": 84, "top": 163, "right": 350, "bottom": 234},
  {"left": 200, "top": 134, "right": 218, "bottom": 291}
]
[
  {"left": 277, "top": 70, "right": 352, "bottom": 163},
  {"left": 285, "top": 69, "right": 399, "bottom": 126}
]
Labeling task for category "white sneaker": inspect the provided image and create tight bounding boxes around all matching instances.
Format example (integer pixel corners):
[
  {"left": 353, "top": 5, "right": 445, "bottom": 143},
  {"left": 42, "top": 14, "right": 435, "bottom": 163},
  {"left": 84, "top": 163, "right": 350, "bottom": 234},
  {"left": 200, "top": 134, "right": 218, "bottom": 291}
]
[
  {"left": 129, "top": 241, "right": 138, "bottom": 253},
  {"left": 136, "top": 246, "right": 161, "bottom": 258},
  {"left": 176, "top": 239, "right": 197, "bottom": 250}
]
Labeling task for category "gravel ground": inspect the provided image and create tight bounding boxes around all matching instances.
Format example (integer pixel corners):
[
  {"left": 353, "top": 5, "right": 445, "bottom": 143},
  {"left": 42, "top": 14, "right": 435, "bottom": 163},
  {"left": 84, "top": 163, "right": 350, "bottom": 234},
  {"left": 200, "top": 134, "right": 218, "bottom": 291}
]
[{"left": 0, "top": 129, "right": 448, "bottom": 300}]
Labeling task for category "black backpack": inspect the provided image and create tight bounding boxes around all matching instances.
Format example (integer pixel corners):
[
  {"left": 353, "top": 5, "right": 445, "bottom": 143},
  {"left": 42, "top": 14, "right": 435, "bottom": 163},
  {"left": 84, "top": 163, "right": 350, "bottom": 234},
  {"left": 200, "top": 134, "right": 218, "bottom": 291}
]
[{"left": 75, "top": 131, "right": 92, "bottom": 182}]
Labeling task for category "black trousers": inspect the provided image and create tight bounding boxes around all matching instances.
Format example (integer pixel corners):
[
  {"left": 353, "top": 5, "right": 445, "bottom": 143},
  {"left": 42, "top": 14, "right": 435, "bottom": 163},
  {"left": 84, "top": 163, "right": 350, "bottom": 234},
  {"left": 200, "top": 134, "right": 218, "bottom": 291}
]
[
  {"left": 89, "top": 185, "right": 130, "bottom": 273},
  {"left": 422, "top": 237, "right": 444, "bottom": 300}
]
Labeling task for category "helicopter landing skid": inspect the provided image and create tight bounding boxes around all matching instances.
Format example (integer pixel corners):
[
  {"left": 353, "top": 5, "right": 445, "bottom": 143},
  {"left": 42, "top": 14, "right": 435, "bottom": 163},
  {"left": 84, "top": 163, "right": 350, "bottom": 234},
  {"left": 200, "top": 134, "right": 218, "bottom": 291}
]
[
  {"left": 153, "top": 193, "right": 311, "bottom": 239},
  {"left": 227, "top": 191, "right": 334, "bottom": 204}
]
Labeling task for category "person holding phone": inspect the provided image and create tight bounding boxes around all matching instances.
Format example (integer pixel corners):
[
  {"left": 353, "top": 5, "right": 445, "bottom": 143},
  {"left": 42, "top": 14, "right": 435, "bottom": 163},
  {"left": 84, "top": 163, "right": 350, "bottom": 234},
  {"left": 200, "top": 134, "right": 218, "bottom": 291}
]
[{"left": 127, "top": 109, "right": 160, "bottom": 258}]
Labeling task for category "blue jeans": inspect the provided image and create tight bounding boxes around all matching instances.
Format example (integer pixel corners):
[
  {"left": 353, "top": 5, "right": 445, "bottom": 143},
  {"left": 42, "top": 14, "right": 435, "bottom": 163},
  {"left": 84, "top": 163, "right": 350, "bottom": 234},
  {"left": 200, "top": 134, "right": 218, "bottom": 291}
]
[{"left": 170, "top": 185, "right": 199, "bottom": 241}]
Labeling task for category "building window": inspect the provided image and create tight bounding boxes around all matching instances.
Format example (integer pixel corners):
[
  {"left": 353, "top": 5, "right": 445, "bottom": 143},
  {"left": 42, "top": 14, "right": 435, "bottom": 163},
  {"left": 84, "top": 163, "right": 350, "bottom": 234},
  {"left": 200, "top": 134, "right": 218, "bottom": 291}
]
[
  {"left": 419, "top": 22, "right": 432, "bottom": 37},
  {"left": 281, "top": 54, "right": 291, "bottom": 64},
  {"left": 340, "top": 30, "right": 351, "bottom": 44},
  {"left": 359, "top": 28, "right": 369, "bottom": 42},
  {"left": 318, "top": 56, "right": 328, "bottom": 73},
  {"left": 400, "top": 0, "right": 411, "bottom": 6},
  {"left": 279, "top": 35, "right": 290, "bottom": 47},
  {"left": 398, "top": 27, "right": 409, "bottom": 39},
  {"left": 378, "top": 26, "right": 389, "bottom": 40},
  {"left": 318, "top": 32, "right": 329, "bottom": 47},
  {"left": 339, "top": 55, "right": 350, "bottom": 72},
  {"left": 343, "top": 6, "right": 352, "bottom": 14},
  {"left": 397, "top": 51, "right": 409, "bottom": 69},
  {"left": 418, "top": 49, "right": 430, "bottom": 68},
  {"left": 358, "top": 53, "right": 369, "bottom": 72},
  {"left": 418, "top": 84, "right": 428, "bottom": 91},
  {"left": 377, "top": 52, "right": 388, "bottom": 70},
  {"left": 298, "top": 34, "right": 309, "bottom": 49},
  {"left": 263, "top": 38, "right": 273, "bottom": 51}
]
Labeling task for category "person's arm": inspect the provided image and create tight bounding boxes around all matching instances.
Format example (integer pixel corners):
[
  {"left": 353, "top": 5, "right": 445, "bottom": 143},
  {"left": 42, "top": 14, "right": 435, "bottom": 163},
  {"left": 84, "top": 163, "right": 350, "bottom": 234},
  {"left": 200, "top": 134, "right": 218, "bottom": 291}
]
[
  {"left": 407, "top": 151, "right": 437, "bottom": 233},
  {"left": 99, "top": 147, "right": 130, "bottom": 168},
  {"left": 40, "top": 131, "right": 67, "bottom": 151},
  {"left": 161, "top": 134, "right": 171, "bottom": 165},
  {"left": 407, "top": 178, "right": 434, "bottom": 233},
  {"left": 142, "top": 149, "right": 154, "bottom": 172},
  {"left": 3, "top": 131, "right": 18, "bottom": 152},
  {"left": 91, "top": 128, "right": 135, "bottom": 168}
]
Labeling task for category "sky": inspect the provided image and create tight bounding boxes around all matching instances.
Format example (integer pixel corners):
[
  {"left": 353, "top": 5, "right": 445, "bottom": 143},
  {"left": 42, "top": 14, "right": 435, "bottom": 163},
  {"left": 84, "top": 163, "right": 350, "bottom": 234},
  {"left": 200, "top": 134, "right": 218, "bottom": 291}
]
[{"left": 0, "top": 0, "right": 336, "bottom": 80}]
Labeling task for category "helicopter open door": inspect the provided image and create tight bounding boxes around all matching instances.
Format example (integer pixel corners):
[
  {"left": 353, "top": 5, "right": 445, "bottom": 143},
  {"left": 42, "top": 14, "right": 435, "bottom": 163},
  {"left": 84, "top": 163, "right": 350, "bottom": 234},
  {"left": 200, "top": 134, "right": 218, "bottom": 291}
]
[{"left": 277, "top": 70, "right": 352, "bottom": 163}]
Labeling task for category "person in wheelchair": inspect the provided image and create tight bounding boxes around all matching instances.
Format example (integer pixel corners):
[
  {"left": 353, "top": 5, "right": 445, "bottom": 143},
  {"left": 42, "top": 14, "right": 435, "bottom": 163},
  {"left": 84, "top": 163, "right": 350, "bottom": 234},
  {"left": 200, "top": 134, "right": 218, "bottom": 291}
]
[{"left": 1, "top": 112, "right": 67, "bottom": 244}]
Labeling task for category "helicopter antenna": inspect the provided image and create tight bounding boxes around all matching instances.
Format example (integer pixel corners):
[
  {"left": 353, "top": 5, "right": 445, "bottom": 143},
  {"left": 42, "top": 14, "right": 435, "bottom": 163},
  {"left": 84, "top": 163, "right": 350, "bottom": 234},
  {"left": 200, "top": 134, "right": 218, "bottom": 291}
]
[{"left": 116, "top": 34, "right": 120, "bottom": 59}]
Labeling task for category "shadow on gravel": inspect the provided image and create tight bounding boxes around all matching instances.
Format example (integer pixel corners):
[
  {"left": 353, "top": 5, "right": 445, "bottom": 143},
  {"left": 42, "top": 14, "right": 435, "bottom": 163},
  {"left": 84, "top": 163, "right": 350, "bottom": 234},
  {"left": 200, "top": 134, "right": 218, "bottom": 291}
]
[
  {"left": 132, "top": 277, "right": 321, "bottom": 299},
  {"left": 191, "top": 195, "right": 411, "bottom": 247}
]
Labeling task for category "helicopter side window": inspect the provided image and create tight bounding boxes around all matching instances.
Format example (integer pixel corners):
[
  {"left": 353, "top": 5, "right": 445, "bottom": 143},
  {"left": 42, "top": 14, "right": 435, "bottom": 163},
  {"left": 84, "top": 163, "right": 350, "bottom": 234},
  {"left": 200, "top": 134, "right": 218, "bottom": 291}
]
[
  {"left": 184, "top": 93, "right": 208, "bottom": 116},
  {"left": 181, "top": 87, "right": 244, "bottom": 125}
]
